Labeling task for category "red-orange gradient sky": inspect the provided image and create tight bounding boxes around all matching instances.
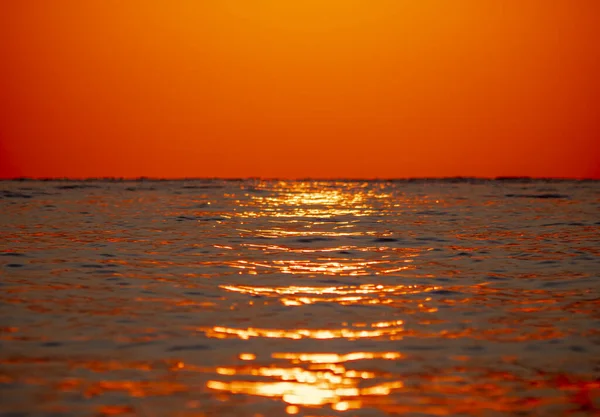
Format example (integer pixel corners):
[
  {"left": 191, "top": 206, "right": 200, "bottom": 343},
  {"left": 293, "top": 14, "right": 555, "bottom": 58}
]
[{"left": 1, "top": 1, "right": 599, "bottom": 179}]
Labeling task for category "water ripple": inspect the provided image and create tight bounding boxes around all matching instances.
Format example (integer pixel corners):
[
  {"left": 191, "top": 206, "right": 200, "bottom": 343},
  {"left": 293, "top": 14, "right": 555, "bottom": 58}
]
[{"left": 0, "top": 179, "right": 599, "bottom": 416}]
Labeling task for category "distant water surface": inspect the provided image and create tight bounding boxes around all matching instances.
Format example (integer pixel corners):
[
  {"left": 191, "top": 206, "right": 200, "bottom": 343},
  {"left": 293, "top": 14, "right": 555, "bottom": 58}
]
[{"left": 1, "top": 179, "right": 599, "bottom": 416}]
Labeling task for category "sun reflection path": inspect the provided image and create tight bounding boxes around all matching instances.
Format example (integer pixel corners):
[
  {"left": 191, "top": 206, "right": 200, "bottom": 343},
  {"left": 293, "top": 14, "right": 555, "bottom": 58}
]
[
  {"left": 198, "top": 320, "right": 405, "bottom": 340},
  {"left": 221, "top": 283, "right": 439, "bottom": 307},
  {"left": 232, "top": 181, "right": 422, "bottom": 226},
  {"left": 226, "top": 257, "right": 416, "bottom": 276},
  {"left": 236, "top": 183, "right": 387, "bottom": 219},
  {"left": 207, "top": 183, "right": 426, "bottom": 411},
  {"left": 207, "top": 351, "right": 404, "bottom": 411}
]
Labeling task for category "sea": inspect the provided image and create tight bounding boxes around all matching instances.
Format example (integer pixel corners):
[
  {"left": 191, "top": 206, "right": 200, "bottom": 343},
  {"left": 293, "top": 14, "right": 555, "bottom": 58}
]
[{"left": 1, "top": 179, "right": 599, "bottom": 417}]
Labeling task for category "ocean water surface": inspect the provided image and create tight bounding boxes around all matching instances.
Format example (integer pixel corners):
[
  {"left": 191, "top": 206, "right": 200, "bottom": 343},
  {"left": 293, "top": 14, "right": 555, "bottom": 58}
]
[{"left": 1, "top": 179, "right": 599, "bottom": 416}]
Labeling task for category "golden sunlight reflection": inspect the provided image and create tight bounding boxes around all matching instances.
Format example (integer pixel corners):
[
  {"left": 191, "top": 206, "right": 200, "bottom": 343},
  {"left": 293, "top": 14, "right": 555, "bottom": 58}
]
[
  {"left": 221, "top": 283, "right": 439, "bottom": 306},
  {"left": 236, "top": 181, "right": 406, "bottom": 224},
  {"left": 239, "top": 243, "right": 423, "bottom": 256},
  {"left": 198, "top": 321, "right": 404, "bottom": 340},
  {"left": 229, "top": 259, "right": 392, "bottom": 276},
  {"left": 239, "top": 353, "right": 256, "bottom": 361},
  {"left": 207, "top": 351, "right": 404, "bottom": 410},
  {"left": 272, "top": 352, "right": 402, "bottom": 363},
  {"left": 226, "top": 256, "right": 416, "bottom": 276},
  {"left": 236, "top": 182, "right": 387, "bottom": 219},
  {"left": 2, "top": 180, "right": 598, "bottom": 416},
  {"left": 237, "top": 228, "right": 368, "bottom": 238}
]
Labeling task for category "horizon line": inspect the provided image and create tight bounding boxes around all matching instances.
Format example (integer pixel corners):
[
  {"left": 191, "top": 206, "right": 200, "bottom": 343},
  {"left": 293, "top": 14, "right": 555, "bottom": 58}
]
[{"left": 1, "top": 176, "right": 598, "bottom": 182}]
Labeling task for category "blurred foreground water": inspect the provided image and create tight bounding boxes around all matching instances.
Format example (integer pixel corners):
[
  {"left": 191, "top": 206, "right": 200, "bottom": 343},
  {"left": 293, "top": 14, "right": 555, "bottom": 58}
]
[{"left": 1, "top": 179, "right": 599, "bottom": 416}]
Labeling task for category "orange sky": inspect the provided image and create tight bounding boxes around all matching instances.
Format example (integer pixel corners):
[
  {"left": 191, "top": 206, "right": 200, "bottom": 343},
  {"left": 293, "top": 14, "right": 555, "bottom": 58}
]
[{"left": 1, "top": 1, "right": 599, "bottom": 179}]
